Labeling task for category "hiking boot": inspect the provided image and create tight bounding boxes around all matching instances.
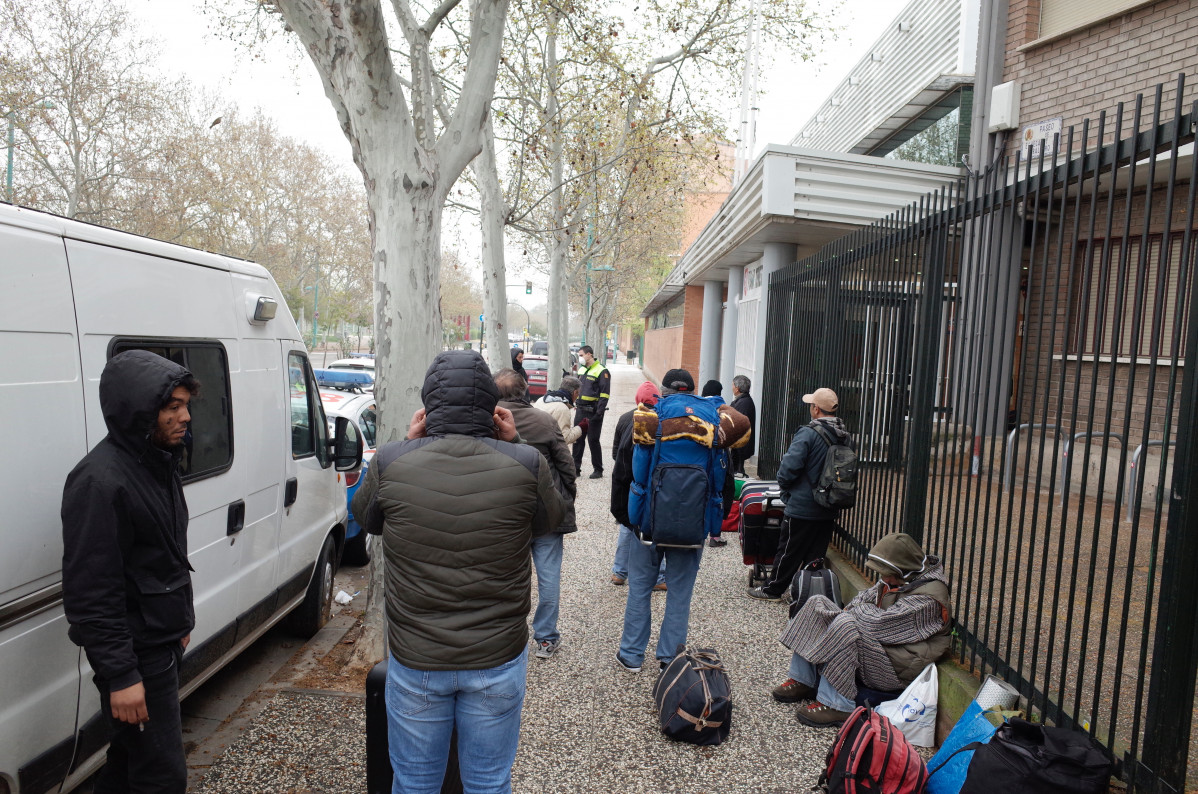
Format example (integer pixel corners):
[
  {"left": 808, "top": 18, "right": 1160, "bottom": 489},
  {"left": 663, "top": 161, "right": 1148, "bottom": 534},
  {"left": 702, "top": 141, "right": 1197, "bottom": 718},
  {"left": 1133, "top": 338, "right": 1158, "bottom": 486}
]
[
  {"left": 589, "top": 470, "right": 604, "bottom": 479},
  {"left": 771, "top": 678, "right": 815, "bottom": 703},
  {"left": 747, "top": 586, "right": 782, "bottom": 601},
  {"left": 652, "top": 582, "right": 667, "bottom": 592},
  {"left": 707, "top": 536, "right": 728, "bottom": 547},
  {"left": 535, "top": 639, "right": 561, "bottom": 659},
  {"left": 610, "top": 574, "right": 626, "bottom": 586},
  {"left": 616, "top": 654, "right": 642, "bottom": 673},
  {"left": 796, "top": 701, "right": 852, "bottom": 728}
]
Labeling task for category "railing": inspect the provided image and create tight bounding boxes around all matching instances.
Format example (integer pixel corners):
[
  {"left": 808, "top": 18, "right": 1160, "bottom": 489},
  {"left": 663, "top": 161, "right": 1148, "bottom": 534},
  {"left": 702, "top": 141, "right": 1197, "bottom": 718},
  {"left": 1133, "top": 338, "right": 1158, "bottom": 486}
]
[{"left": 758, "top": 75, "right": 1198, "bottom": 792}]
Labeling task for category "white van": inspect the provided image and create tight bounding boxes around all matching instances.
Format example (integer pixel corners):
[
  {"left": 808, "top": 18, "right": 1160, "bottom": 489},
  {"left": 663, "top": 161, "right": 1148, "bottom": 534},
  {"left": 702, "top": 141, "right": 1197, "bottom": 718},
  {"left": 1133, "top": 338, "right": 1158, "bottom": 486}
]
[{"left": 0, "top": 204, "right": 362, "bottom": 794}]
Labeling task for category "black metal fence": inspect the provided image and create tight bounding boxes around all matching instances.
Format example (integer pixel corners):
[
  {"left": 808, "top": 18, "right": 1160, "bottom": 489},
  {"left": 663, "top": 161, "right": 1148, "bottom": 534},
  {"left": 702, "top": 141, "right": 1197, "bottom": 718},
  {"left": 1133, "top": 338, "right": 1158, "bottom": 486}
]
[{"left": 758, "top": 75, "right": 1198, "bottom": 793}]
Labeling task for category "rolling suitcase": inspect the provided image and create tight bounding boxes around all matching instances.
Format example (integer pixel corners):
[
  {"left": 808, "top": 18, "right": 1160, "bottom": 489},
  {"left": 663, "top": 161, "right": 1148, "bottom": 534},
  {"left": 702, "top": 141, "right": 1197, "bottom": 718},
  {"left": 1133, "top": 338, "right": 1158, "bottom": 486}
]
[
  {"left": 738, "top": 484, "right": 784, "bottom": 587},
  {"left": 367, "top": 659, "right": 463, "bottom": 794}
]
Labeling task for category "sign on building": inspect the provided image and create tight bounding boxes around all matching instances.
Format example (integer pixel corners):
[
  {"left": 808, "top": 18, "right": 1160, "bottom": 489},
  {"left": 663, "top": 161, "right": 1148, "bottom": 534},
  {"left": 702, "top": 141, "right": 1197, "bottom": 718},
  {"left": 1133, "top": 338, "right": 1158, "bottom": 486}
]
[{"left": 1022, "top": 117, "right": 1063, "bottom": 160}]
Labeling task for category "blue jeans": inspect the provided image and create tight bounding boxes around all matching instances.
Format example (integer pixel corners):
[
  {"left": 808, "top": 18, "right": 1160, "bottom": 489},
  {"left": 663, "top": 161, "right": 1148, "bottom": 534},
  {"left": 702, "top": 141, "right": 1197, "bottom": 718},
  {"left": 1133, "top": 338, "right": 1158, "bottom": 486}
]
[
  {"left": 386, "top": 652, "right": 528, "bottom": 794},
  {"left": 789, "top": 652, "right": 855, "bottom": 712},
  {"left": 618, "top": 539, "right": 702, "bottom": 666},
  {"left": 530, "top": 534, "right": 562, "bottom": 643},
  {"left": 612, "top": 525, "right": 665, "bottom": 584}
]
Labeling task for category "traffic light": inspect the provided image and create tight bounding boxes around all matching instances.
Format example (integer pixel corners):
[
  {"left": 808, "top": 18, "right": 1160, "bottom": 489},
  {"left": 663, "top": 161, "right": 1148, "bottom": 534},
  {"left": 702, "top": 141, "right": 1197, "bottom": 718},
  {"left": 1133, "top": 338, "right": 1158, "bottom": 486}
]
[{"left": 525, "top": 280, "right": 532, "bottom": 294}]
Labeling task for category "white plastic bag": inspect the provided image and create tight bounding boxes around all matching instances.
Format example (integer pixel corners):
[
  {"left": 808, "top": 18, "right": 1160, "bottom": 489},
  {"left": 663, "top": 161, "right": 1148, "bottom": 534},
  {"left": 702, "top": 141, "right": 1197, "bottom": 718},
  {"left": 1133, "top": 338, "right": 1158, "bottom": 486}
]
[{"left": 876, "top": 663, "right": 938, "bottom": 747}]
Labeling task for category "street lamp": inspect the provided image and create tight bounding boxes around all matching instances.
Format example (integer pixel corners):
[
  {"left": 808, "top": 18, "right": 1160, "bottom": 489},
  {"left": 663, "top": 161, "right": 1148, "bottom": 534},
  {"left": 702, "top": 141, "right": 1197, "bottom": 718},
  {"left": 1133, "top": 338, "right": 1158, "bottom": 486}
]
[
  {"left": 303, "top": 264, "right": 321, "bottom": 351},
  {"left": 507, "top": 302, "right": 531, "bottom": 346},
  {"left": 5, "top": 99, "right": 54, "bottom": 204}
]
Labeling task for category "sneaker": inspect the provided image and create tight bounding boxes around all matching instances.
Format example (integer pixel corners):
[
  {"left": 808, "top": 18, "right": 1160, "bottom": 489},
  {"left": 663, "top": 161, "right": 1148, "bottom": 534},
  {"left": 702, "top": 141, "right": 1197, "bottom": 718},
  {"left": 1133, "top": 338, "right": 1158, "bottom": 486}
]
[
  {"left": 747, "top": 586, "right": 782, "bottom": 601},
  {"left": 610, "top": 574, "right": 627, "bottom": 586},
  {"left": 707, "top": 537, "right": 728, "bottom": 547},
  {"left": 616, "top": 654, "right": 642, "bottom": 673},
  {"left": 771, "top": 678, "right": 815, "bottom": 703},
  {"left": 589, "top": 470, "right": 604, "bottom": 479},
  {"left": 796, "top": 701, "right": 852, "bottom": 728},
  {"left": 535, "top": 639, "right": 561, "bottom": 659},
  {"left": 652, "top": 582, "right": 668, "bottom": 592}
]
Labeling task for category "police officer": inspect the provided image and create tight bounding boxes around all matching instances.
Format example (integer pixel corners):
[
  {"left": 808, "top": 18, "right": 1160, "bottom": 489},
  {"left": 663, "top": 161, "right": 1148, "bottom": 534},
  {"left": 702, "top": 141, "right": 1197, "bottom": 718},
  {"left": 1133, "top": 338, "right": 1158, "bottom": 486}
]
[{"left": 572, "top": 345, "right": 610, "bottom": 479}]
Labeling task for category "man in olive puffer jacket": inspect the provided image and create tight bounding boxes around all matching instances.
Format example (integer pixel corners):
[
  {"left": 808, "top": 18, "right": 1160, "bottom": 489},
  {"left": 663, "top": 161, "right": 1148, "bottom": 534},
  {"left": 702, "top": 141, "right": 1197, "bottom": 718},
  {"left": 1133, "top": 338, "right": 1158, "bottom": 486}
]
[{"left": 352, "top": 350, "right": 566, "bottom": 794}]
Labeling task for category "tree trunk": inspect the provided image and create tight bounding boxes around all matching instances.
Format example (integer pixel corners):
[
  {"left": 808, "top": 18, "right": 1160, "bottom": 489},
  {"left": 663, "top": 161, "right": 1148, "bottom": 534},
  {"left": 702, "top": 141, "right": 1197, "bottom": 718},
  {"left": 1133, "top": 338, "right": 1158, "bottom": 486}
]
[
  {"left": 476, "top": 118, "right": 509, "bottom": 375},
  {"left": 544, "top": 13, "right": 571, "bottom": 382}
]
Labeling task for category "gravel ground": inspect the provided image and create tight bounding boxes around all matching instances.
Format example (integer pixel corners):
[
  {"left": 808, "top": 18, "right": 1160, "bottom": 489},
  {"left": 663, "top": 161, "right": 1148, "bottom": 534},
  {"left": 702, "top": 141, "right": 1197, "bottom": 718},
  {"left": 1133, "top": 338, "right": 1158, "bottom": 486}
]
[{"left": 193, "top": 361, "right": 831, "bottom": 793}]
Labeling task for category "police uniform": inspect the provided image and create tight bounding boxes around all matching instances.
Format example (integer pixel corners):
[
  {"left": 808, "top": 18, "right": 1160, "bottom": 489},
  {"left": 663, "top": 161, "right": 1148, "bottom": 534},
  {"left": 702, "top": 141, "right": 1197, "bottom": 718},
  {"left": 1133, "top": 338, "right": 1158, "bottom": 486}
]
[{"left": 572, "top": 359, "right": 610, "bottom": 476}]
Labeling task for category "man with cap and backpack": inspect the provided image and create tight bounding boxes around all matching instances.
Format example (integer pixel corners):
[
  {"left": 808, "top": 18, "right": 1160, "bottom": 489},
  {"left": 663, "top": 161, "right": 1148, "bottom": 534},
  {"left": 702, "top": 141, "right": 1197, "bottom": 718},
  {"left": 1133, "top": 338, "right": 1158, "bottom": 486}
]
[
  {"left": 772, "top": 532, "right": 952, "bottom": 728},
  {"left": 748, "top": 387, "right": 855, "bottom": 602},
  {"left": 616, "top": 368, "right": 750, "bottom": 672}
]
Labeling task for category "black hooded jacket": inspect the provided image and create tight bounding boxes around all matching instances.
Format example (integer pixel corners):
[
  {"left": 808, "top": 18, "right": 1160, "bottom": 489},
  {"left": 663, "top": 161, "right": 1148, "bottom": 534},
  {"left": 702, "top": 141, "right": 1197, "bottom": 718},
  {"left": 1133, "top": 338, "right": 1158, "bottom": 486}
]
[
  {"left": 353, "top": 350, "right": 567, "bottom": 670},
  {"left": 61, "top": 350, "right": 196, "bottom": 691},
  {"left": 510, "top": 347, "right": 528, "bottom": 383}
]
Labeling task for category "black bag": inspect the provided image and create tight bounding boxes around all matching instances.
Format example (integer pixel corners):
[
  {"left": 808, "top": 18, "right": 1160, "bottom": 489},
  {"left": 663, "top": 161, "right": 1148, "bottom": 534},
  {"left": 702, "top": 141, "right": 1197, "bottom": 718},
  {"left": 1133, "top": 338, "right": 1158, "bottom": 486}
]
[
  {"left": 788, "top": 558, "right": 843, "bottom": 618},
  {"left": 367, "top": 660, "right": 463, "bottom": 794},
  {"left": 652, "top": 647, "right": 733, "bottom": 746},
  {"left": 952, "top": 718, "right": 1112, "bottom": 794},
  {"left": 809, "top": 422, "right": 858, "bottom": 510}
]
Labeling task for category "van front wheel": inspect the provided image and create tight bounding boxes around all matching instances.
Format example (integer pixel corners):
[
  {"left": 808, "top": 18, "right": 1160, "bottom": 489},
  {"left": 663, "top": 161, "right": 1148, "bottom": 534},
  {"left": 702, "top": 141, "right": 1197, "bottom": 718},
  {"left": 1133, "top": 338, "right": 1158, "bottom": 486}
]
[{"left": 287, "top": 535, "right": 335, "bottom": 638}]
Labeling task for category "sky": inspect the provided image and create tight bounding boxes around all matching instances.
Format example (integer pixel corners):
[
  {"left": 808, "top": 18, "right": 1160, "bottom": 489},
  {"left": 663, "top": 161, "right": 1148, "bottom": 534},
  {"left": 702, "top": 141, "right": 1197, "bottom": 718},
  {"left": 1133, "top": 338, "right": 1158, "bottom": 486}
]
[
  {"left": 127, "top": 0, "right": 901, "bottom": 294},
  {"left": 130, "top": 0, "right": 900, "bottom": 166}
]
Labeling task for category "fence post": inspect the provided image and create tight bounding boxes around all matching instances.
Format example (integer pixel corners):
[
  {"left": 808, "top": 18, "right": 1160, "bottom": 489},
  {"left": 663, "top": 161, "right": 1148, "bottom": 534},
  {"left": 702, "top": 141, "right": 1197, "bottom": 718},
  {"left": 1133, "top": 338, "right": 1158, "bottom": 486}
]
[
  {"left": 901, "top": 190, "right": 951, "bottom": 543},
  {"left": 1141, "top": 242, "right": 1198, "bottom": 790}
]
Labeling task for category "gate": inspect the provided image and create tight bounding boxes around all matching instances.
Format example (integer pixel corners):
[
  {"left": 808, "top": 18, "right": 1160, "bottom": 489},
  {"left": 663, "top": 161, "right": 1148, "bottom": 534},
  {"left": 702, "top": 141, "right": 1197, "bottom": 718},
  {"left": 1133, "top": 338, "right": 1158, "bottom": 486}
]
[{"left": 758, "top": 75, "right": 1198, "bottom": 792}]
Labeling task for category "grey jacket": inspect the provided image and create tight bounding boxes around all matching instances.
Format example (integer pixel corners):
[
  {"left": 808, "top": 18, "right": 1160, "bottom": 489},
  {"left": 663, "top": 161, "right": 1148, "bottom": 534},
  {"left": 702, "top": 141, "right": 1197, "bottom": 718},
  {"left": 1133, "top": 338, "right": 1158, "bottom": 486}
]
[
  {"left": 352, "top": 351, "right": 566, "bottom": 670},
  {"left": 774, "top": 417, "right": 851, "bottom": 520}
]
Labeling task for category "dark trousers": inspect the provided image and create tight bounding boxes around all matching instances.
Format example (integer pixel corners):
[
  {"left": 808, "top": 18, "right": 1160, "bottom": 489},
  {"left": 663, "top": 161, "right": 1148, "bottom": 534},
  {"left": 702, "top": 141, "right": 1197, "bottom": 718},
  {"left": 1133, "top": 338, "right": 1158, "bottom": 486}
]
[
  {"left": 764, "top": 516, "right": 836, "bottom": 597},
  {"left": 572, "top": 408, "right": 605, "bottom": 472},
  {"left": 93, "top": 645, "right": 186, "bottom": 794}
]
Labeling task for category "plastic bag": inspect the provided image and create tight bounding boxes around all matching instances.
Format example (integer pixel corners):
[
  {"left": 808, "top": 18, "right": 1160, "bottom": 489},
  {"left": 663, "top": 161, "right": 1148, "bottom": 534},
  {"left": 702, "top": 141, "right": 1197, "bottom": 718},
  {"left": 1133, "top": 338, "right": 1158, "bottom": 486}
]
[
  {"left": 875, "top": 662, "right": 938, "bottom": 747},
  {"left": 925, "top": 700, "right": 1001, "bottom": 794}
]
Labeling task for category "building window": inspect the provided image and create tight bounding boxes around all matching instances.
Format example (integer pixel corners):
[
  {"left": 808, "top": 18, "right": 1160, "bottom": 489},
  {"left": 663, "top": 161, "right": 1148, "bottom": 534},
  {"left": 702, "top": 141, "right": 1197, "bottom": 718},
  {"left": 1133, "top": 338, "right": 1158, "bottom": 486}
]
[
  {"left": 110, "top": 341, "right": 233, "bottom": 483},
  {"left": 651, "top": 296, "right": 685, "bottom": 329},
  {"left": 1071, "top": 234, "right": 1192, "bottom": 359},
  {"left": 1038, "top": 0, "right": 1157, "bottom": 43}
]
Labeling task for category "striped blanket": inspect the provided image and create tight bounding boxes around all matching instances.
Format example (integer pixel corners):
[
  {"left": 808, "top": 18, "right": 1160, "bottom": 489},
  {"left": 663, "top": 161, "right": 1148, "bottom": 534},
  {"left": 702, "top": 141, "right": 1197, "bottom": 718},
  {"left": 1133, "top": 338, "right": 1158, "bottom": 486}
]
[{"left": 778, "top": 562, "right": 950, "bottom": 701}]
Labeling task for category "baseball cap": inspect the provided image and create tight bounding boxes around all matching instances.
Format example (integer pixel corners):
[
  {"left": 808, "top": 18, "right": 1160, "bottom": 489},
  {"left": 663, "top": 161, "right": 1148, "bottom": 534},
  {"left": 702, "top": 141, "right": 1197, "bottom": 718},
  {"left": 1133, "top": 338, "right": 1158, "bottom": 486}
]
[
  {"left": 802, "top": 387, "right": 839, "bottom": 413},
  {"left": 662, "top": 369, "right": 695, "bottom": 393}
]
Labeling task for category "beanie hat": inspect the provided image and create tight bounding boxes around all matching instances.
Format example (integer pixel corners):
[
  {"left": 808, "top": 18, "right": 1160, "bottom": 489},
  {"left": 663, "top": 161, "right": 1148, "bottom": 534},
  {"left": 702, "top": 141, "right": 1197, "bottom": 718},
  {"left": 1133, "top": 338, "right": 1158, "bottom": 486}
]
[
  {"left": 865, "top": 533, "right": 928, "bottom": 580},
  {"left": 661, "top": 368, "right": 695, "bottom": 394},
  {"left": 701, "top": 379, "right": 723, "bottom": 397},
  {"left": 635, "top": 381, "right": 661, "bottom": 407}
]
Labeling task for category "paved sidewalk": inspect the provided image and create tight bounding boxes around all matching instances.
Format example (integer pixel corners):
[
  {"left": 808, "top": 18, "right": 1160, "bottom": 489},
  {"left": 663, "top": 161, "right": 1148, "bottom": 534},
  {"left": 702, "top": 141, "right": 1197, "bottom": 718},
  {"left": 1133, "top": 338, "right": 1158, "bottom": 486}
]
[{"left": 193, "top": 362, "right": 831, "bottom": 793}]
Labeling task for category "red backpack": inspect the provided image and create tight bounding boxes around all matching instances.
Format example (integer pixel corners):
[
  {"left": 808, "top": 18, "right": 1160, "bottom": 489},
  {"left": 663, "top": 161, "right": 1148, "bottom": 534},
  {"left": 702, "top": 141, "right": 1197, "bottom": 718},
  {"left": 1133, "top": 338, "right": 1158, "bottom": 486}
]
[{"left": 817, "top": 707, "right": 928, "bottom": 794}]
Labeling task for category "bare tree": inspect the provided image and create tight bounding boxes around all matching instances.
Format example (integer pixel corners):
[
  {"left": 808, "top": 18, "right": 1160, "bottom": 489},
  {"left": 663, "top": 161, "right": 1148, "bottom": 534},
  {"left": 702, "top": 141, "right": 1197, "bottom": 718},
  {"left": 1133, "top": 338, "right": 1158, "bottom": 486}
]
[{"left": 0, "top": 0, "right": 176, "bottom": 219}]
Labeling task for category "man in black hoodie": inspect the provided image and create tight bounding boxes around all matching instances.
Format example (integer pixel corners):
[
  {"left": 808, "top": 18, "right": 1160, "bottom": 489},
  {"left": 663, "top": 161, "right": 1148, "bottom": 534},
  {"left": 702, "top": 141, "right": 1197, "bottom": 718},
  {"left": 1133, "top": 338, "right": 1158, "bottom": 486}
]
[
  {"left": 748, "top": 387, "right": 852, "bottom": 601},
  {"left": 62, "top": 350, "right": 200, "bottom": 794}
]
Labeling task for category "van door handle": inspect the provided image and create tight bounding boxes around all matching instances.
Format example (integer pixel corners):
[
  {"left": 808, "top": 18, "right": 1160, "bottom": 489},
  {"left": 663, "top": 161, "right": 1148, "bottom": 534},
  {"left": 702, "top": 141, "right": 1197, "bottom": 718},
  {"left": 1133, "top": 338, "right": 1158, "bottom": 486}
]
[
  {"left": 284, "top": 478, "right": 298, "bottom": 507},
  {"left": 227, "top": 500, "right": 245, "bottom": 536}
]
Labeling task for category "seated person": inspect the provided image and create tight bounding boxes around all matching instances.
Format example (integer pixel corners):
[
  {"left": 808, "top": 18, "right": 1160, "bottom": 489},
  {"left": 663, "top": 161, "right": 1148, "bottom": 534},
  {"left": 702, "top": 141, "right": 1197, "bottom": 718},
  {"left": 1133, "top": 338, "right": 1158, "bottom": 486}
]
[{"left": 771, "top": 532, "right": 951, "bottom": 728}]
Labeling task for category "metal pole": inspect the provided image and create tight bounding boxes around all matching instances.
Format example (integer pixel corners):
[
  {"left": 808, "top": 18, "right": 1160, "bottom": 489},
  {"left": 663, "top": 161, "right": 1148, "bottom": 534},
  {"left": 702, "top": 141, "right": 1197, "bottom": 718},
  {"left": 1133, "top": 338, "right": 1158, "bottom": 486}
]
[
  {"left": 311, "top": 266, "right": 319, "bottom": 351},
  {"left": 6, "top": 111, "right": 14, "bottom": 203}
]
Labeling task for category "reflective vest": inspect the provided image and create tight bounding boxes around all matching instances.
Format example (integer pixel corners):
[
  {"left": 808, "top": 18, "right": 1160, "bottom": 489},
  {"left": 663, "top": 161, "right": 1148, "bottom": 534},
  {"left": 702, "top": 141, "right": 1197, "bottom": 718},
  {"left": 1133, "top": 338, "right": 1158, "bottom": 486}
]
[{"left": 577, "top": 361, "right": 610, "bottom": 411}]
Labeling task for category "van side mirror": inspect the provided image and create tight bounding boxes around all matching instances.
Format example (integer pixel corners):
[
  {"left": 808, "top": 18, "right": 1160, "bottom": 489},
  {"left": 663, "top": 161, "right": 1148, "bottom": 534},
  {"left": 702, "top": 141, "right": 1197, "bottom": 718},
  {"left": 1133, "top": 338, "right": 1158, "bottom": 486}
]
[{"left": 331, "top": 416, "right": 364, "bottom": 472}]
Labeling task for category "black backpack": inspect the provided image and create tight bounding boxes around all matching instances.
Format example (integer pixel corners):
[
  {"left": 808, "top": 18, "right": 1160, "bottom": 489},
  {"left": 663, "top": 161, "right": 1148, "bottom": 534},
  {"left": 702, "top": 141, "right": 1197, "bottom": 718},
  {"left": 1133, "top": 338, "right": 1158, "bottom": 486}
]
[
  {"left": 652, "top": 647, "right": 732, "bottom": 746},
  {"left": 931, "top": 718, "right": 1113, "bottom": 794},
  {"left": 809, "top": 422, "right": 858, "bottom": 510},
  {"left": 789, "top": 558, "right": 843, "bottom": 618}
]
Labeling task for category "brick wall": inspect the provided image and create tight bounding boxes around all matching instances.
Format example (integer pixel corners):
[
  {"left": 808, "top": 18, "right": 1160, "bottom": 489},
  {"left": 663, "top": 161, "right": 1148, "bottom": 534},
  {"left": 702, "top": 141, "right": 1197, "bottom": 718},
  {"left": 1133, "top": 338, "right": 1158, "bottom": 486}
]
[
  {"left": 643, "top": 326, "right": 683, "bottom": 386},
  {"left": 679, "top": 284, "right": 705, "bottom": 377},
  {"left": 1003, "top": 0, "right": 1198, "bottom": 157}
]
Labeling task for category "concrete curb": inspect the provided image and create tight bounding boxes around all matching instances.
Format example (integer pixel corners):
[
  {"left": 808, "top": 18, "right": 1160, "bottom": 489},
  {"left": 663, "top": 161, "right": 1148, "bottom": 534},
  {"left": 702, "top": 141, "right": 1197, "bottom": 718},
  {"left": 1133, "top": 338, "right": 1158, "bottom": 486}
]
[{"left": 824, "top": 546, "right": 982, "bottom": 745}]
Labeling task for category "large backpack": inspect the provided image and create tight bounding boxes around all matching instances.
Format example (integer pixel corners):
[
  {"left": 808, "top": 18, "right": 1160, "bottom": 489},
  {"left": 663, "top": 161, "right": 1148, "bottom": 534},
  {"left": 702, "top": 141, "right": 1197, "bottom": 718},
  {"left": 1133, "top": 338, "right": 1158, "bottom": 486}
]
[
  {"left": 652, "top": 647, "right": 733, "bottom": 746},
  {"left": 628, "top": 394, "right": 726, "bottom": 548},
  {"left": 809, "top": 422, "right": 859, "bottom": 511},
  {"left": 817, "top": 707, "right": 928, "bottom": 794},
  {"left": 789, "top": 558, "right": 843, "bottom": 618}
]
